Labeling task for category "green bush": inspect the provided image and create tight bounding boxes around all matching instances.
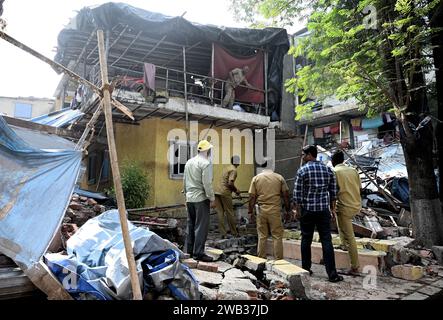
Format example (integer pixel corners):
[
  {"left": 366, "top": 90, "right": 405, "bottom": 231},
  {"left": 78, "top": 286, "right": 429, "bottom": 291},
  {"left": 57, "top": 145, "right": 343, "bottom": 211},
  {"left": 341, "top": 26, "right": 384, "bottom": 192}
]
[{"left": 108, "top": 161, "right": 150, "bottom": 209}]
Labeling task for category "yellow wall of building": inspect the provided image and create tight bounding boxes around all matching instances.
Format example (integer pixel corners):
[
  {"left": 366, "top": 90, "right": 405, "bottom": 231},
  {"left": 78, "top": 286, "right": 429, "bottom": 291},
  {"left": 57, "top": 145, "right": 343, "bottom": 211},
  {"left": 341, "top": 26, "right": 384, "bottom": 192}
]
[
  {"left": 109, "top": 118, "right": 255, "bottom": 208},
  {"left": 114, "top": 119, "right": 158, "bottom": 206},
  {"left": 153, "top": 119, "right": 255, "bottom": 207}
]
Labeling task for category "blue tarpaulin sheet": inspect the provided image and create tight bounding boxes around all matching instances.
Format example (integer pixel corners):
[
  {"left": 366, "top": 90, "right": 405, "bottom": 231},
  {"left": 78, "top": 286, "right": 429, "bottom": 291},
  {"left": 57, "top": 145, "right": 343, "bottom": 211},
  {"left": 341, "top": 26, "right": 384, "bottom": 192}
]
[{"left": 0, "top": 115, "right": 82, "bottom": 268}]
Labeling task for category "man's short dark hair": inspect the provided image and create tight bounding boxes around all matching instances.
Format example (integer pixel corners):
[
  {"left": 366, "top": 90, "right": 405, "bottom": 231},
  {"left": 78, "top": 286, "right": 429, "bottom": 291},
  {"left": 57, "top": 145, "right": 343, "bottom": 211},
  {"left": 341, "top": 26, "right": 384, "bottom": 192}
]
[
  {"left": 231, "top": 155, "right": 240, "bottom": 165},
  {"left": 302, "top": 145, "right": 318, "bottom": 158},
  {"left": 331, "top": 150, "right": 344, "bottom": 165}
]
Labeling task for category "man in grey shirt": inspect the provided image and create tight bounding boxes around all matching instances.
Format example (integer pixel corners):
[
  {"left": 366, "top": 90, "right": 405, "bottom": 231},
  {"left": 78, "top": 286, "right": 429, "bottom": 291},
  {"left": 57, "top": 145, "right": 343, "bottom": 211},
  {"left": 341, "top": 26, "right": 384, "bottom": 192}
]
[{"left": 183, "top": 139, "right": 216, "bottom": 262}]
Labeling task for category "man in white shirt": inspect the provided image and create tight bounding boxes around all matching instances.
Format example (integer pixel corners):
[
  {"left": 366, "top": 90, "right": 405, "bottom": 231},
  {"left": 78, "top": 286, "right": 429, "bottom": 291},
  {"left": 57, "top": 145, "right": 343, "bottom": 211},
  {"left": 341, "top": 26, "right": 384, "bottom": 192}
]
[{"left": 183, "top": 139, "right": 216, "bottom": 262}]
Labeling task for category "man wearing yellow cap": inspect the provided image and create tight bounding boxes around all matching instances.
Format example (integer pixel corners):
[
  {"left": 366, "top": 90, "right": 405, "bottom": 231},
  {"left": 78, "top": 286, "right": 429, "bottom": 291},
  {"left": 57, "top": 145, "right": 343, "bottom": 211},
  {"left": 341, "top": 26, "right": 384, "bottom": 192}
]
[{"left": 183, "top": 139, "right": 216, "bottom": 262}]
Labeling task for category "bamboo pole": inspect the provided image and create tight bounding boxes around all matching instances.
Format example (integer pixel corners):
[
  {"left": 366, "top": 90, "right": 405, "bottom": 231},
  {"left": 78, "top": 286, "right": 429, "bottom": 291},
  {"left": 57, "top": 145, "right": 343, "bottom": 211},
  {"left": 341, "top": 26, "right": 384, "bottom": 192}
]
[
  {"left": 183, "top": 46, "right": 190, "bottom": 158},
  {"left": 97, "top": 30, "right": 143, "bottom": 300}
]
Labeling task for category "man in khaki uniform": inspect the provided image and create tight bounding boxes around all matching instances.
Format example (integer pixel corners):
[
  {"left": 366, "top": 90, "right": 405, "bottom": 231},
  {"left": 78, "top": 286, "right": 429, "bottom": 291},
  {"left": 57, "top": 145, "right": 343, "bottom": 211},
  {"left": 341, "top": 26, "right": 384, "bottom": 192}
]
[
  {"left": 331, "top": 150, "right": 361, "bottom": 275},
  {"left": 248, "top": 161, "right": 291, "bottom": 260},
  {"left": 215, "top": 156, "right": 241, "bottom": 238}
]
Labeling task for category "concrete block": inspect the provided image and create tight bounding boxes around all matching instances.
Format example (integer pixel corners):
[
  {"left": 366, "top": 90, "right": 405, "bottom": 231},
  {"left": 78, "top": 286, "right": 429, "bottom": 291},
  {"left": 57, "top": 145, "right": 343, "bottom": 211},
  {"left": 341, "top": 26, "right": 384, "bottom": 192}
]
[
  {"left": 283, "top": 229, "right": 301, "bottom": 240},
  {"left": 271, "top": 262, "right": 309, "bottom": 281},
  {"left": 206, "top": 248, "right": 223, "bottom": 261},
  {"left": 182, "top": 258, "right": 198, "bottom": 269},
  {"left": 241, "top": 254, "right": 267, "bottom": 272},
  {"left": 370, "top": 240, "right": 397, "bottom": 252},
  {"left": 197, "top": 262, "right": 219, "bottom": 273},
  {"left": 391, "top": 264, "right": 424, "bottom": 281},
  {"left": 267, "top": 239, "right": 386, "bottom": 274},
  {"left": 331, "top": 235, "right": 342, "bottom": 246},
  {"left": 432, "top": 246, "right": 443, "bottom": 265}
]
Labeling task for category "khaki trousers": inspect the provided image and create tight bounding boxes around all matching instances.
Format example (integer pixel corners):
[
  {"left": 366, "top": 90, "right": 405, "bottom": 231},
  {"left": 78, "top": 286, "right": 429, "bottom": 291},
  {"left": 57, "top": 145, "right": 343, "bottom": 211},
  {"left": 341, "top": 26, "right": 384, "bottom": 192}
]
[
  {"left": 336, "top": 210, "right": 360, "bottom": 269},
  {"left": 215, "top": 194, "right": 238, "bottom": 237},
  {"left": 257, "top": 211, "right": 283, "bottom": 260}
]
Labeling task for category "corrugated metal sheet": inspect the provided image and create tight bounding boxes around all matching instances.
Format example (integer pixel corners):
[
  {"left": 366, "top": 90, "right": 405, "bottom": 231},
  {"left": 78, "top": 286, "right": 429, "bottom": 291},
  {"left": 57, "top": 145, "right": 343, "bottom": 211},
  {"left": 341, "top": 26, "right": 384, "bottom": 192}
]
[
  {"left": 31, "top": 109, "right": 84, "bottom": 128},
  {"left": 0, "top": 115, "right": 82, "bottom": 268}
]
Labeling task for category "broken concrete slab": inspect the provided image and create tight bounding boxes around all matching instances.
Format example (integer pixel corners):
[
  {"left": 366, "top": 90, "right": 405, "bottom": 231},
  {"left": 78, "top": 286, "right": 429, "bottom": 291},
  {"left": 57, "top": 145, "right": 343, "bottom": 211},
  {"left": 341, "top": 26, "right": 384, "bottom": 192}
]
[
  {"left": 199, "top": 285, "right": 218, "bottom": 300},
  {"left": 220, "top": 277, "right": 258, "bottom": 294},
  {"left": 391, "top": 264, "right": 424, "bottom": 281},
  {"left": 432, "top": 279, "right": 443, "bottom": 289},
  {"left": 244, "top": 270, "right": 257, "bottom": 282},
  {"left": 191, "top": 269, "right": 223, "bottom": 287},
  {"left": 214, "top": 261, "right": 234, "bottom": 273},
  {"left": 401, "top": 292, "right": 429, "bottom": 300},
  {"left": 224, "top": 268, "right": 247, "bottom": 279},
  {"left": 217, "top": 289, "right": 250, "bottom": 300},
  {"left": 417, "top": 285, "right": 442, "bottom": 296}
]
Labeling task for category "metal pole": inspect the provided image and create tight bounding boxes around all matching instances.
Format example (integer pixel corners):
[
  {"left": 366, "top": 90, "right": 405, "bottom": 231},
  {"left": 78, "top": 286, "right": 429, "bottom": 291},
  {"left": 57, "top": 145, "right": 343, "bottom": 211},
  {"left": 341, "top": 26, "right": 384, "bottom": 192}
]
[
  {"left": 264, "top": 50, "right": 268, "bottom": 116},
  {"left": 183, "top": 46, "right": 190, "bottom": 158},
  {"left": 300, "top": 125, "right": 308, "bottom": 167},
  {"left": 97, "top": 30, "right": 143, "bottom": 300},
  {"left": 211, "top": 42, "right": 215, "bottom": 104},
  {"left": 339, "top": 120, "right": 342, "bottom": 143}
]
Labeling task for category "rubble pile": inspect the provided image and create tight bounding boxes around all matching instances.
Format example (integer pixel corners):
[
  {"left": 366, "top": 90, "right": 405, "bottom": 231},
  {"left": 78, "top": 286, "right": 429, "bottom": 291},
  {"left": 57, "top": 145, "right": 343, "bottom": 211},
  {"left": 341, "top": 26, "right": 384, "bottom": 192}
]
[
  {"left": 205, "top": 235, "right": 258, "bottom": 264},
  {"left": 182, "top": 254, "right": 311, "bottom": 300},
  {"left": 64, "top": 194, "right": 106, "bottom": 227}
]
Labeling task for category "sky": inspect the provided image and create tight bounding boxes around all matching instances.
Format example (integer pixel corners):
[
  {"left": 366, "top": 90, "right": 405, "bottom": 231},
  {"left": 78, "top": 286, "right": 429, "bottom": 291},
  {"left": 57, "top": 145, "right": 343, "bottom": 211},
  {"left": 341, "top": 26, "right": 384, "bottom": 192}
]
[{"left": 0, "top": 0, "right": 253, "bottom": 99}]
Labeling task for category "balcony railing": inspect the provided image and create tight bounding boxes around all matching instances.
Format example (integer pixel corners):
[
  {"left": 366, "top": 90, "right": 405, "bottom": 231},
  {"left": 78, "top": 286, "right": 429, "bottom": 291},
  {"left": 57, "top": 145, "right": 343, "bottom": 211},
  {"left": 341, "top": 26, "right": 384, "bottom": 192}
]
[{"left": 78, "top": 63, "right": 267, "bottom": 116}]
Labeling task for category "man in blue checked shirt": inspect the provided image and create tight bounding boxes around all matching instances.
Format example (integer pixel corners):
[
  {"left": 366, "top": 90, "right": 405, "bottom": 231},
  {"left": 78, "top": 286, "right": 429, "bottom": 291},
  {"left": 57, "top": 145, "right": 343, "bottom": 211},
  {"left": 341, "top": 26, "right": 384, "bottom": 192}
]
[{"left": 292, "top": 145, "right": 343, "bottom": 283}]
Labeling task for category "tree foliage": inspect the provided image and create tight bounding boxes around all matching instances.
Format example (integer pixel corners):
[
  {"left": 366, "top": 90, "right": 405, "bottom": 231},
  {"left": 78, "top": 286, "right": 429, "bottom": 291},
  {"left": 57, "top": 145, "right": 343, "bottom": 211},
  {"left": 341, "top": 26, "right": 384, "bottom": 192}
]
[
  {"left": 231, "top": 0, "right": 441, "bottom": 121},
  {"left": 231, "top": 0, "right": 443, "bottom": 246},
  {"left": 109, "top": 160, "right": 150, "bottom": 209}
]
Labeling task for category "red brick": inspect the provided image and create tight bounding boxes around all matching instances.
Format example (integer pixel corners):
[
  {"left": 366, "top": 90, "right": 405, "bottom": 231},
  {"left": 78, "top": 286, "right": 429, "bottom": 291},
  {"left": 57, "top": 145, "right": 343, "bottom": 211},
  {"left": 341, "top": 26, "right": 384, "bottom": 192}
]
[{"left": 197, "top": 261, "right": 219, "bottom": 273}]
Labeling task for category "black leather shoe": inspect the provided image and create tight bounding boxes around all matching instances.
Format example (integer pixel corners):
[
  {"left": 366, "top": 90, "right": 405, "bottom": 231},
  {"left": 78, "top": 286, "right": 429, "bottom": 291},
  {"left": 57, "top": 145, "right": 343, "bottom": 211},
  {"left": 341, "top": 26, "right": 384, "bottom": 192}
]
[
  {"left": 329, "top": 275, "right": 344, "bottom": 283},
  {"left": 195, "top": 254, "right": 214, "bottom": 262}
]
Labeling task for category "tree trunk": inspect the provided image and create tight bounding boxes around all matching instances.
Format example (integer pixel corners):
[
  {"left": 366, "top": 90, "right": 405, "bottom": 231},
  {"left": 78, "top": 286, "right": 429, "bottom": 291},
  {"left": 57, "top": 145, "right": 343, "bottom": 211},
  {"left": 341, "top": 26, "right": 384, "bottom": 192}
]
[
  {"left": 402, "top": 126, "right": 443, "bottom": 247},
  {"left": 430, "top": 3, "right": 443, "bottom": 205}
]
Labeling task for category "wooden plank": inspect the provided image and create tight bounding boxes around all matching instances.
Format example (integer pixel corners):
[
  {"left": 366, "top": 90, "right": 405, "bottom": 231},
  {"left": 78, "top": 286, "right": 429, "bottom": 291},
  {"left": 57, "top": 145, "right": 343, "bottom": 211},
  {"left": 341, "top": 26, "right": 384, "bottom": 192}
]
[
  {"left": 23, "top": 261, "right": 73, "bottom": 300},
  {"left": 3, "top": 115, "right": 80, "bottom": 139},
  {"left": 97, "top": 29, "right": 142, "bottom": 300}
]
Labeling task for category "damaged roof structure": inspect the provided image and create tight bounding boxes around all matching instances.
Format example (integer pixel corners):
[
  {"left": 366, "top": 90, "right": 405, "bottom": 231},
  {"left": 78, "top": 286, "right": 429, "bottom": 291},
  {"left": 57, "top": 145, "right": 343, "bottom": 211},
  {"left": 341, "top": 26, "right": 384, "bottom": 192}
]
[{"left": 54, "top": 2, "right": 289, "bottom": 128}]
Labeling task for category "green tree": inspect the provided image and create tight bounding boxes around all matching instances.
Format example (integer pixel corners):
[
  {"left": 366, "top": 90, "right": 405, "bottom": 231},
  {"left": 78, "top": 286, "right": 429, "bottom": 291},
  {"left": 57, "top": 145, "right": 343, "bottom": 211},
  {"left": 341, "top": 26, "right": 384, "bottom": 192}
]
[{"left": 231, "top": 0, "right": 443, "bottom": 246}]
